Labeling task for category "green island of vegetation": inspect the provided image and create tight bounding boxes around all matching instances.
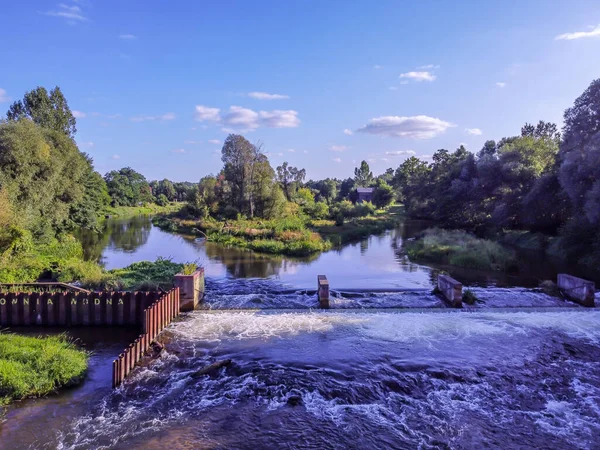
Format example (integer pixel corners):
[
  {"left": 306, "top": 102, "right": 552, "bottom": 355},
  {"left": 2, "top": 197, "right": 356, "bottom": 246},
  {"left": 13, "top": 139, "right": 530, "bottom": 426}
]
[{"left": 0, "top": 333, "right": 88, "bottom": 408}]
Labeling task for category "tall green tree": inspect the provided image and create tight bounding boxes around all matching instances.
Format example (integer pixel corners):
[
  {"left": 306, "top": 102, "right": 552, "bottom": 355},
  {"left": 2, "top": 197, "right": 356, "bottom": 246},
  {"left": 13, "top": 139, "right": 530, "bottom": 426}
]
[
  {"left": 0, "top": 120, "right": 88, "bottom": 238},
  {"left": 6, "top": 86, "right": 77, "bottom": 138},
  {"left": 276, "top": 161, "right": 306, "bottom": 200},
  {"left": 354, "top": 160, "right": 373, "bottom": 187}
]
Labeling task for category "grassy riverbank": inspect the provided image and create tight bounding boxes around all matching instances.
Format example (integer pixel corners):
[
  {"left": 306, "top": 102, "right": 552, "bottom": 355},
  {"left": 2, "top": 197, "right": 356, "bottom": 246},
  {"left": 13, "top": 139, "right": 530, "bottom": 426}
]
[
  {"left": 103, "top": 202, "right": 183, "bottom": 219},
  {"left": 0, "top": 333, "right": 88, "bottom": 407},
  {"left": 405, "top": 228, "right": 517, "bottom": 271},
  {"left": 153, "top": 205, "right": 404, "bottom": 256},
  {"left": 154, "top": 215, "right": 332, "bottom": 256}
]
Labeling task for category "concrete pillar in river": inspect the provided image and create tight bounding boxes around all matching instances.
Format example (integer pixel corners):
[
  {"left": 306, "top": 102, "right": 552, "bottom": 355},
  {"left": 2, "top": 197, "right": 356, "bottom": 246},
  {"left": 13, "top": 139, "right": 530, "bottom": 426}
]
[
  {"left": 437, "top": 274, "right": 462, "bottom": 308},
  {"left": 174, "top": 267, "right": 205, "bottom": 311},
  {"left": 317, "top": 275, "right": 330, "bottom": 309},
  {"left": 557, "top": 274, "right": 595, "bottom": 307}
]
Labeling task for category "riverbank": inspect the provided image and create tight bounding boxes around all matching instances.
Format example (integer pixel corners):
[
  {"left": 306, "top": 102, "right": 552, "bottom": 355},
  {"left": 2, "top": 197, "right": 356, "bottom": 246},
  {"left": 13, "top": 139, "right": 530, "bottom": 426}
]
[
  {"left": 103, "top": 202, "right": 183, "bottom": 219},
  {"left": 0, "top": 333, "right": 88, "bottom": 408},
  {"left": 152, "top": 205, "right": 404, "bottom": 256}
]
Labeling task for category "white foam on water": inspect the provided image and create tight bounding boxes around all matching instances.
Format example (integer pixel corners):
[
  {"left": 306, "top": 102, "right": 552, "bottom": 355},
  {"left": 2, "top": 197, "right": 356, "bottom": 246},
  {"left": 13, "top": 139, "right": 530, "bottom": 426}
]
[{"left": 171, "top": 311, "right": 365, "bottom": 342}]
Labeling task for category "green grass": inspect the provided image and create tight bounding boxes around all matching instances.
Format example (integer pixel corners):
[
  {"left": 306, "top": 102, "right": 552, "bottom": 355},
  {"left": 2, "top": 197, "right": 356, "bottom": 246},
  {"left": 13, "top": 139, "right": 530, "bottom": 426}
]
[
  {"left": 0, "top": 333, "right": 88, "bottom": 406},
  {"left": 103, "top": 202, "right": 183, "bottom": 219},
  {"left": 101, "top": 258, "right": 185, "bottom": 291},
  {"left": 405, "top": 228, "right": 517, "bottom": 271}
]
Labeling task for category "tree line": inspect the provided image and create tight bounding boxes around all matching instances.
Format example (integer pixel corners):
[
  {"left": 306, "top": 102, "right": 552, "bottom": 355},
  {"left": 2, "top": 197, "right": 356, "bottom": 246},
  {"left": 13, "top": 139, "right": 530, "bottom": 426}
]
[{"left": 391, "top": 78, "right": 600, "bottom": 267}]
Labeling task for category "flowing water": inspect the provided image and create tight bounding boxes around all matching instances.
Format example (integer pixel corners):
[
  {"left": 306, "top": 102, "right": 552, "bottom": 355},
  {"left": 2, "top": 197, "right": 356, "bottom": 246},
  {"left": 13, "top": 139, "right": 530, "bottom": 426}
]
[{"left": 2, "top": 216, "right": 600, "bottom": 449}]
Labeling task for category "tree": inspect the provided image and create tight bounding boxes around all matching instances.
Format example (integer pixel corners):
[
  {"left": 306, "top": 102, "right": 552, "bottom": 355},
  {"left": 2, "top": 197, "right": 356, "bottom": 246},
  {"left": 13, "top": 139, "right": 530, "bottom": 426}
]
[
  {"left": 153, "top": 179, "right": 176, "bottom": 201},
  {"left": 521, "top": 120, "right": 561, "bottom": 142},
  {"left": 6, "top": 86, "right": 77, "bottom": 138},
  {"left": 371, "top": 180, "right": 394, "bottom": 208},
  {"left": 69, "top": 165, "right": 111, "bottom": 230},
  {"left": 354, "top": 160, "right": 373, "bottom": 187},
  {"left": 221, "top": 134, "right": 277, "bottom": 218},
  {"left": 276, "top": 161, "right": 306, "bottom": 200},
  {"left": 559, "top": 78, "right": 600, "bottom": 223},
  {"left": 338, "top": 177, "right": 355, "bottom": 201},
  {"left": 0, "top": 120, "right": 88, "bottom": 238},
  {"left": 104, "top": 167, "right": 152, "bottom": 207}
]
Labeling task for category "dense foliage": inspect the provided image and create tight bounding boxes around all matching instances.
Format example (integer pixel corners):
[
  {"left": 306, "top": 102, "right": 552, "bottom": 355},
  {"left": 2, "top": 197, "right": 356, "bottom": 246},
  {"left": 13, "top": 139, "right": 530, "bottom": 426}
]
[{"left": 392, "top": 78, "right": 600, "bottom": 269}]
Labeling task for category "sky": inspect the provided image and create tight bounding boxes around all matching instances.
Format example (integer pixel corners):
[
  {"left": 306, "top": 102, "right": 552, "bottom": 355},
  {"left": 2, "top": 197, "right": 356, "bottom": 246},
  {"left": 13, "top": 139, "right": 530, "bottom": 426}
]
[{"left": 1, "top": 1, "right": 599, "bottom": 182}]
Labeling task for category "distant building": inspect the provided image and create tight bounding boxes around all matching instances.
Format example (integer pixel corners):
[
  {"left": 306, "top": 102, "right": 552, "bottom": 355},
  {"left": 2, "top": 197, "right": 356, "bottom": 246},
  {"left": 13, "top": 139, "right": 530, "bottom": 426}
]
[{"left": 356, "top": 187, "right": 374, "bottom": 203}]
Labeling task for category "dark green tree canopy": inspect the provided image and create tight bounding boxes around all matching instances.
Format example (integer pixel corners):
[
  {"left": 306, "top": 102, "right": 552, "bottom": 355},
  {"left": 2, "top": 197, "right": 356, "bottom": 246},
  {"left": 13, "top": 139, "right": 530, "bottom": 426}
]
[
  {"left": 104, "top": 167, "right": 152, "bottom": 207},
  {"left": 6, "top": 86, "right": 77, "bottom": 138}
]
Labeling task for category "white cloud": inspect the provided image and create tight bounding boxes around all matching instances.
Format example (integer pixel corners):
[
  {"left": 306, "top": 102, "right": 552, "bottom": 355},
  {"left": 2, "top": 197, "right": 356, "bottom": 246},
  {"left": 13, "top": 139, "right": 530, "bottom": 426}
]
[
  {"left": 332, "top": 157, "right": 342, "bottom": 163},
  {"left": 107, "top": 113, "right": 122, "bottom": 119},
  {"left": 44, "top": 3, "right": 87, "bottom": 22},
  {"left": 72, "top": 110, "right": 86, "bottom": 118},
  {"left": 465, "top": 128, "right": 483, "bottom": 136},
  {"left": 184, "top": 140, "right": 201, "bottom": 145},
  {"left": 555, "top": 24, "right": 600, "bottom": 40},
  {"left": 172, "top": 148, "right": 186, "bottom": 154},
  {"left": 418, "top": 64, "right": 440, "bottom": 69},
  {"left": 399, "top": 71, "right": 436, "bottom": 82},
  {"left": 385, "top": 150, "right": 416, "bottom": 156},
  {"left": 194, "top": 105, "right": 221, "bottom": 122},
  {"left": 195, "top": 105, "right": 300, "bottom": 130},
  {"left": 78, "top": 141, "right": 94, "bottom": 148},
  {"left": 287, "top": 149, "right": 296, "bottom": 153},
  {"left": 257, "top": 109, "right": 300, "bottom": 128},
  {"left": 119, "top": 34, "right": 137, "bottom": 40},
  {"left": 208, "top": 139, "right": 221, "bottom": 144},
  {"left": 112, "top": 154, "right": 120, "bottom": 160},
  {"left": 303, "top": 150, "right": 309, "bottom": 154},
  {"left": 357, "top": 115, "right": 454, "bottom": 139},
  {"left": 374, "top": 65, "right": 382, "bottom": 69},
  {"left": 496, "top": 82, "right": 506, "bottom": 88},
  {"left": 389, "top": 86, "right": 399, "bottom": 91},
  {"left": 130, "top": 112, "right": 176, "bottom": 122},
  {"left": 248, "top": 92, "right": 290, "bottom": 100},
  {"left": 0, "top": 88, "right": 10, "bottom": 103},
  {"left": 343, "top": 129, "right": 353, "bottom": 135},
  {"left": 381, "top": 158, "right": 389, "bottom": 162},
  {"left": 330, "top": 145, "right": 348, "bottom": 152},
  {"left": 400, "top": 81, "right": 409, "bottom": 85}
]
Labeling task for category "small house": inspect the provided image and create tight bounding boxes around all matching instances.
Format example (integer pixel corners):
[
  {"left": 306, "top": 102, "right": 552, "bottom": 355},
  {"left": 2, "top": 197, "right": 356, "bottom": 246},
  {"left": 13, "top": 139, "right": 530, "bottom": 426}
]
[{"left": 356, "top": 187, "right": 374, "bottom": 203}]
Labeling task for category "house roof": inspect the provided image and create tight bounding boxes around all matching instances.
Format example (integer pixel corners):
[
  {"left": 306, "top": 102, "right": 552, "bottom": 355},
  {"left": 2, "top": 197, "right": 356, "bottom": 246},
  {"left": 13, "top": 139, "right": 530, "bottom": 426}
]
[{"left": 356, "top": 187, "right": 374, "bottom": 193}]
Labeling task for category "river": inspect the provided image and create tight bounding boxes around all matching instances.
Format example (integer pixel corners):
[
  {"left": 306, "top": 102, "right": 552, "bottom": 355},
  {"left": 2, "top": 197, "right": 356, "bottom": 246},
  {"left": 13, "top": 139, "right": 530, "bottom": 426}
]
[{"left": 1, "top": 216, "right": 599, "bottom": 449}]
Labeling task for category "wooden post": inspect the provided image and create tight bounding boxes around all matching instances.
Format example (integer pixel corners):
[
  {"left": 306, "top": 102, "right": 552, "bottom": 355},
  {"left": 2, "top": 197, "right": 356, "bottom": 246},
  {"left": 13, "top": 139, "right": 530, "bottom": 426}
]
[{"left": 317, "top": 275, "right": 330, "bottom": 309}]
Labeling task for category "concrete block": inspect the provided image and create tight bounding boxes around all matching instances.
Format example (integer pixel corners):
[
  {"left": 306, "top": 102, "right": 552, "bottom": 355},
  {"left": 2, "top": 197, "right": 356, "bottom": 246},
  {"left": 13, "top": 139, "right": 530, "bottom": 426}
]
[
  {"left": 438, "top": 274, "right": 462, "bottom": 308},
  {"left": 174, "top": 268, "right": 205, "bottom": 311},
  {"left": 317, "top": 275, "right": 330, "bottom": 309},
  {"left": 557, "top": 274, "right": 595, "bottom": 307}
]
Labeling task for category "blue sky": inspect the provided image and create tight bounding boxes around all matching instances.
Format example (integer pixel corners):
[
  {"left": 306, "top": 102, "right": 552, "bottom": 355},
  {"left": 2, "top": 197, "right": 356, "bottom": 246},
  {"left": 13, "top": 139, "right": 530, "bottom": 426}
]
[{"left": 1, "top": 1, "right": 599, "bottom": 182}]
